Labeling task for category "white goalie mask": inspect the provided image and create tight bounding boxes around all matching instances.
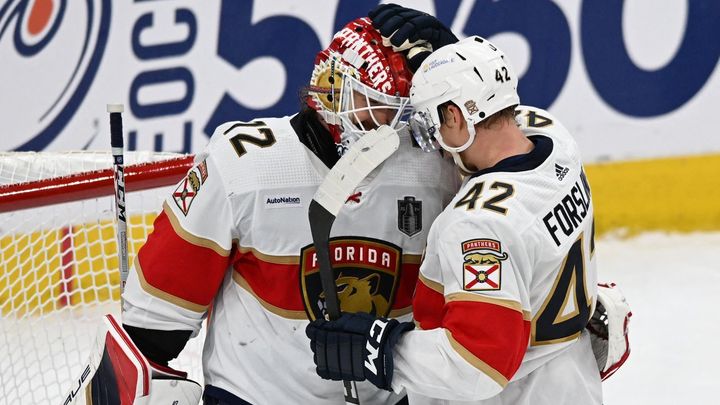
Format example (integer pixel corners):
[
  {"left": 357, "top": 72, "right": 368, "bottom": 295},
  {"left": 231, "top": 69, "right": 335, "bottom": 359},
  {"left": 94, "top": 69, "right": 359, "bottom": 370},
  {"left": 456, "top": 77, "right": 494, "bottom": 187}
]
[
  {"left": 307, "top": 17, "right": 413, "bottom": 152},
  {"left": 409, "top": 36, "right": 520, "bottom": 169},
  {"left": 333, "top": 71, "right": 413, "bottom": 149}
]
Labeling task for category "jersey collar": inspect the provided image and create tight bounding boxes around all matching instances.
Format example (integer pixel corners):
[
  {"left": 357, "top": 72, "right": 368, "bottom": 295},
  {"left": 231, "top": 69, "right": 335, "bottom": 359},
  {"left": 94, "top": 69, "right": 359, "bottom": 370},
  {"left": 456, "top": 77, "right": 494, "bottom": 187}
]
[
  {"left": 290, "top": 109, "right": 340, "bottom": 169},
  {"left": 469, "top": 135, "right": 553, "bottom": 179}
]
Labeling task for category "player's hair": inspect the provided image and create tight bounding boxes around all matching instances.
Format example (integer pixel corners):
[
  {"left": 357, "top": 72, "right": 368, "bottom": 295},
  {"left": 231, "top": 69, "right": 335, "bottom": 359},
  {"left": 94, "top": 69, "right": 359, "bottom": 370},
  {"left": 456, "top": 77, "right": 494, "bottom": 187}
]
[{"left": 477, "top": 105, "right": 518, "bottom": 129}]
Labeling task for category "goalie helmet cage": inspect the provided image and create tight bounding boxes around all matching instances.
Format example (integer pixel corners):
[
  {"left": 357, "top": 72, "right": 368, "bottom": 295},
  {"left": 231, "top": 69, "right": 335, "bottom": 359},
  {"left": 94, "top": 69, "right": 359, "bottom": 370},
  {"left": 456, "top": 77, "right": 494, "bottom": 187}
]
[{"left": 0, "top": 151, "right": 206, "bottom": 404}]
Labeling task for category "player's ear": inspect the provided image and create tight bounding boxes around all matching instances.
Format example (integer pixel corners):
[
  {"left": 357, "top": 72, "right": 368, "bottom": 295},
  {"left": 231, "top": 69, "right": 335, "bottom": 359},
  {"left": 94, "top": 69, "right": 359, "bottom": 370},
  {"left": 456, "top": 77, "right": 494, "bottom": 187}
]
[{"left": 442, "top": 104, "right": 461, "bottom": 129}]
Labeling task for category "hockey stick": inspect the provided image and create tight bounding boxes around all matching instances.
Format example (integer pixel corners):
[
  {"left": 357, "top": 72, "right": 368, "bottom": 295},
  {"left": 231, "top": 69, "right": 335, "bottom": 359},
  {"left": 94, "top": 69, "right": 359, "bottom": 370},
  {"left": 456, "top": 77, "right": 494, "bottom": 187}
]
[
  {"left": 308, "top": 125, "right": 400, "bottom": 405},
  {"left": 62, "top": 105, "right": 130, "bottom": 404},
  {"left": 108, "top": 104, "right": 130, "bottom": 293}
]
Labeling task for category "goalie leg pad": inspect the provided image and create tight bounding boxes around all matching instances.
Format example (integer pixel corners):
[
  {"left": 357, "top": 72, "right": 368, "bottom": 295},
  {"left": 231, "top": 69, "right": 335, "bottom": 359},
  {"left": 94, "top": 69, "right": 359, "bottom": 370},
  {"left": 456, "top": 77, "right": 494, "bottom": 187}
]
[
  {"left": 63, "top": 314, "right": 201, "bottom": 405},
  {"left": 88, "top": 341, "right": 129, "bottom": 404}
]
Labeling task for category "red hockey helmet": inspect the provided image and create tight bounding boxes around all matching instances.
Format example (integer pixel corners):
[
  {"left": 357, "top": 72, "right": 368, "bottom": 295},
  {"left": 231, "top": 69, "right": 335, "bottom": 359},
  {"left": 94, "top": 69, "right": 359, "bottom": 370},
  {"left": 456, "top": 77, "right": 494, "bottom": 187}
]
[{"left": 307, "top": 17, "right": 413, "bottom": 147}]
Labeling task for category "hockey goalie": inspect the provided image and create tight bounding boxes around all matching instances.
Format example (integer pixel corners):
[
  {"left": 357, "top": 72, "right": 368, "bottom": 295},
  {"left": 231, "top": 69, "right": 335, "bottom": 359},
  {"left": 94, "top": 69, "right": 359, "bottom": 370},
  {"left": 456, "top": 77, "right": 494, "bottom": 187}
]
[{"left": 62, "top": 12, "right": 461, "bottom": 405}]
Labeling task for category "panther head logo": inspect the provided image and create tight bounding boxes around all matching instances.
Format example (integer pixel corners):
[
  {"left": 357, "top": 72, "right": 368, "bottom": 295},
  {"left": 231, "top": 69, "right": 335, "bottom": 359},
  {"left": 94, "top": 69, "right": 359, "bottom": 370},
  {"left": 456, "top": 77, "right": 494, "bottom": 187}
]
[{"left": 335, "top": 273, "right": 389, "bottom": 316}]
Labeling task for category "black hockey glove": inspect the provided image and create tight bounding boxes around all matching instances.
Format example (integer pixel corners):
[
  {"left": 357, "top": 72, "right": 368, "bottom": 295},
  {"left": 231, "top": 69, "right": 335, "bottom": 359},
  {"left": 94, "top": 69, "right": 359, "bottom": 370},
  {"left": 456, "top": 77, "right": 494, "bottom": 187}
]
[
  {"left": 368, "top": 3, "right": 459, "bottom": 72},
  {"left": 306, "top": 312, "right": 414, "bottom": 390}
]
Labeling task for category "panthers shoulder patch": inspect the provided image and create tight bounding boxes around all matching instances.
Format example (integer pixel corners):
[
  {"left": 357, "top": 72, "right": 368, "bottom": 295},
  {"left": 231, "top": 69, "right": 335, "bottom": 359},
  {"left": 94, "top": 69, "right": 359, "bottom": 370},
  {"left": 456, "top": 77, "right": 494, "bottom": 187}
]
[{"left": 461, "top": 238, "right": 508, "bottom": 291}]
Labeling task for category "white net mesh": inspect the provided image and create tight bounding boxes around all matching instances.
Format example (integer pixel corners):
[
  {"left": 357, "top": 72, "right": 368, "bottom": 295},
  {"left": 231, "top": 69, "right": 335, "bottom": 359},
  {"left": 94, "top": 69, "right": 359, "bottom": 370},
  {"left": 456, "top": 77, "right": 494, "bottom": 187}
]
[
  {"left": 0, "top": 151, "right": 184, "bottom": 184},
  {"left": 0, "top": 151, "right": 205, "bottom": 404}
]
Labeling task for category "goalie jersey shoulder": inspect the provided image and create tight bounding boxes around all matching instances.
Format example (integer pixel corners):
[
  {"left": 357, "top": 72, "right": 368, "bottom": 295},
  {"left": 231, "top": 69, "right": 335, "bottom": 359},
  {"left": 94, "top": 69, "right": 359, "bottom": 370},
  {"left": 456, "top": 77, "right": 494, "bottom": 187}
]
[
  {"left": 200, "top": 119, "right": 459, "bottom": 197},
  {"left": 160, "top": 116, "right": 321, "bottom": 243},
  {"left": 198, "top": 115, "right": 325, "bottom": 195}
]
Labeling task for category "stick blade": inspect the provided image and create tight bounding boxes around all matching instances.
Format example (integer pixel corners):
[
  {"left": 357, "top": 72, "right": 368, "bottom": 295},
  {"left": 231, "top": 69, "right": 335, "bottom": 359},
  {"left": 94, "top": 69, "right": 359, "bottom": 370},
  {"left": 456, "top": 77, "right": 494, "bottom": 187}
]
[{"left": 312, "top": 126, "right": 400, "bottom": 216}]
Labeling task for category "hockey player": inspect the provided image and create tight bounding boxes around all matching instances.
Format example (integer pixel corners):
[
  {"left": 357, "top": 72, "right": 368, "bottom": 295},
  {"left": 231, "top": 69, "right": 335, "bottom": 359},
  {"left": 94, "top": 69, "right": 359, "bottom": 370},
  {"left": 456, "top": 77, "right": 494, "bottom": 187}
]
[
  {"left": 81, "top": 16, "right": 463, "bottom": 405},
  {"left": 307, "top": 35, "right": 632, "bottom": 404}
]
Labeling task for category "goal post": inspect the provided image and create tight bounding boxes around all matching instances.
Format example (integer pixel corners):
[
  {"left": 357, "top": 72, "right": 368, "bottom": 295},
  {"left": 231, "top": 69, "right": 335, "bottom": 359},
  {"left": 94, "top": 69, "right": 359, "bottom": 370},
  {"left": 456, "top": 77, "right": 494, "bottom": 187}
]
[{"left": 0, "top": 151, "right": 205, "bottom": 404}]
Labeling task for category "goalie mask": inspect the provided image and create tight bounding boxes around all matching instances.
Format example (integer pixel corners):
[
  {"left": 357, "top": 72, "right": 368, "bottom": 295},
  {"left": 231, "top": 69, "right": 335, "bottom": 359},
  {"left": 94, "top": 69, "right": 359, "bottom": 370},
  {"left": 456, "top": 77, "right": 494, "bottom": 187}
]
[
  {"left": 307, "top": 17, "right": 413, "bottom": 152},
  {"left": 409, "top": 36, "right": 520, "bottom": 171}
]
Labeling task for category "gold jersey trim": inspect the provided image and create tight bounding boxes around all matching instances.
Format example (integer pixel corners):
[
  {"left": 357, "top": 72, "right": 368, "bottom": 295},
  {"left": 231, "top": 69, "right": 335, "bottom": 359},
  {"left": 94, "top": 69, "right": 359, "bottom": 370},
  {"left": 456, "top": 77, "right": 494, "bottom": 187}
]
[
  {"left": 402, "top": 254, "right": 423, "bottom": 265},
  {"left": 388, "top": 306, "right": 413, "bottom": 318},
  {"left": 163, "top": 202, "right": 231, "bottom": 257},
  {"left": 418, "top": 273, "right": 444, "bottom": 295},
  {"left": 446, "top": 330, "right": 509, "bottom": 387},
  {"left": 445, "top": 292, "right": 530, "bottom": 320},
  {"left": 231, "top": 271, "right": 308, "bottom": 320},
  {"left": 236, "top": 246, "right": 300, "bottom": 265},
  {"left": 233, "top": 249, "right": 421, "bottom": 266},
  {"left": 134, "top": 257, "right": 208, "bottom": 313},
  {"left": 85, "top": 381, "right": 92, "bottom": 404}
]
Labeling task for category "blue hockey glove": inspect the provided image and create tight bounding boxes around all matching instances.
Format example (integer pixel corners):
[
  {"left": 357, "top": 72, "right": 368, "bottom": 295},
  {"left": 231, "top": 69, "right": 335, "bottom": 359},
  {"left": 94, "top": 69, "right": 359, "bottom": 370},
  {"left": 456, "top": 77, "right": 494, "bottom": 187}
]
[
  {"left": 306, "top": 312, "right": 414, "bottom": 390},
  {"left": 368, "top": 3, "right": 458, "bottom": 71}
]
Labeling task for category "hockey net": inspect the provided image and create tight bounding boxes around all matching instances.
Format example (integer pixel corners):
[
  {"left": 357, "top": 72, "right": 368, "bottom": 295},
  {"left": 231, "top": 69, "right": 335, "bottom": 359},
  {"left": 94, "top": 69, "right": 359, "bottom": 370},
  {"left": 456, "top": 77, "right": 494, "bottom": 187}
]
[{"left": 0, "top": 151, "right": 205, "bottom": 404}]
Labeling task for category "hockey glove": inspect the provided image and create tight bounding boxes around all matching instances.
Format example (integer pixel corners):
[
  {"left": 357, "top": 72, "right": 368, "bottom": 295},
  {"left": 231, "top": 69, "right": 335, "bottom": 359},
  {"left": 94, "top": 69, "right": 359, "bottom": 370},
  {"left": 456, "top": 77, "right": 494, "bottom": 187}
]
[
  {"left": 368, "top": 3, "right": 459, "bottom": 72},
  {"left": 62, "top": 314, "right": 201, "bottom": 405},
  {"left": 306, "top": 312, "right": 414, "bottom": 390},
  {"left": 587, "top": 282, "right": 632, "bottom": 380}
]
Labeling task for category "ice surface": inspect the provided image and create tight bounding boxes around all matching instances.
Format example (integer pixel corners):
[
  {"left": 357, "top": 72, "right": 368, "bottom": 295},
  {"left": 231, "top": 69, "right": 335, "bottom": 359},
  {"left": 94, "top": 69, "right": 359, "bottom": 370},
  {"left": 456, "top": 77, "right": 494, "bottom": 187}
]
[{"left": 598, "top": 232, "right": 720, "bottom": 405}]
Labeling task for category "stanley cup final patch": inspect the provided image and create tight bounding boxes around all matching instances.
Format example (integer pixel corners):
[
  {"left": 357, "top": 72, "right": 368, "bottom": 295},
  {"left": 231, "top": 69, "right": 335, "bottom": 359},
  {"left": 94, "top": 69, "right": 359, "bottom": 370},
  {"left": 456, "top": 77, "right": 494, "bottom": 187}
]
[
  {"left": 461, "top": 238, "right": 509, "bottom": 291},
  {"left": 398, "top": 196, "right": 422, "bottom": 237}
]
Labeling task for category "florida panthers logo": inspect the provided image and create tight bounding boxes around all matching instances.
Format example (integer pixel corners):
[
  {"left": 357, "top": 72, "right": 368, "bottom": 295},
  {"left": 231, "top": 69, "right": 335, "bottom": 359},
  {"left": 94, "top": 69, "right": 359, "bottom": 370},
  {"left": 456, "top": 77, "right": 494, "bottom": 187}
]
[
  {"left": 300, "top": 237, "right": 401, "bottom": 321},
  {"left": 1, "top": 0, "right": 111, "bottom": 150}
]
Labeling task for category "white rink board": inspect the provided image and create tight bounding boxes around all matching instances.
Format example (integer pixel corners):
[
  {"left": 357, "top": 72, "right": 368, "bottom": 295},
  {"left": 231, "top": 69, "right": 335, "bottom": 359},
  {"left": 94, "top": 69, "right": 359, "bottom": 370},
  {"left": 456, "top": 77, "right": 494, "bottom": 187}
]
[{"left": 2, "top": 0, "right": 718, "bottom": 163}]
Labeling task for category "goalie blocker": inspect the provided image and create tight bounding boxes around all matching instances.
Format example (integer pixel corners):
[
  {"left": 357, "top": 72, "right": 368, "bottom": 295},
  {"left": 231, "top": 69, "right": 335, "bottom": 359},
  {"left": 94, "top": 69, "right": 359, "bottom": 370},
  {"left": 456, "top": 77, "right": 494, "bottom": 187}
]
[{"left": 63, "top": 314, "right": 201, "bottom": 405}]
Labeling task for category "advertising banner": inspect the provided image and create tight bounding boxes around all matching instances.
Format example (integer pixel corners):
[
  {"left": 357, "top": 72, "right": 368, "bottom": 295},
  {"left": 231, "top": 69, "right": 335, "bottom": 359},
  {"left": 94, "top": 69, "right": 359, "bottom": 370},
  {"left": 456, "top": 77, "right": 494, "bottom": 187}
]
[{"left": 2, "top": 0, "right": 718, "bottom": 163}]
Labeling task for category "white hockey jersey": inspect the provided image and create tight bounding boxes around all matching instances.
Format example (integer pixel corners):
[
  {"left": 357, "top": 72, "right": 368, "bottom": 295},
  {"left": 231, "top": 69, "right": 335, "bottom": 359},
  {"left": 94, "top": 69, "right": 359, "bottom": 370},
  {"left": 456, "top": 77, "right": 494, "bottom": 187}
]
[
  {"left": 392, "top": 106, "right": 602, "bottom": 404},
  {"left": 121, "top": 115, "right": 460, "bottom": 404}
]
